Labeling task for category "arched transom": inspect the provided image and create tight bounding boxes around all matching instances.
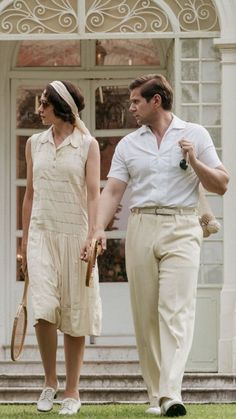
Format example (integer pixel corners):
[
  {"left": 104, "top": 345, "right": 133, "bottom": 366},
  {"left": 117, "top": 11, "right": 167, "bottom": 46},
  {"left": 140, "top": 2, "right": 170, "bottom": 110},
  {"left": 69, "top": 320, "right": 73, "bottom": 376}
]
[{"left": 0, "top": 0, "right": 219, "bottom": 37}]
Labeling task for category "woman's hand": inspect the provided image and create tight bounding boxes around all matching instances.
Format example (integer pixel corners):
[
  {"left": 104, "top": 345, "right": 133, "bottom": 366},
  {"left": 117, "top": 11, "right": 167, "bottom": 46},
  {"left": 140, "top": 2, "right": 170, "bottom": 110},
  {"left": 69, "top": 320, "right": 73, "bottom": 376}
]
[{"left": 21, "top": 239, "right": 28, "bottom": 274}]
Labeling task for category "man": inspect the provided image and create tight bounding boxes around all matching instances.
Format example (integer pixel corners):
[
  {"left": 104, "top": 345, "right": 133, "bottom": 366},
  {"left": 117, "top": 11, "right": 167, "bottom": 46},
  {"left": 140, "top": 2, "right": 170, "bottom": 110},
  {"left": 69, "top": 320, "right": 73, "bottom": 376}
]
[{"left": 94, "top": 74, "right": 229, "bottom": 416}]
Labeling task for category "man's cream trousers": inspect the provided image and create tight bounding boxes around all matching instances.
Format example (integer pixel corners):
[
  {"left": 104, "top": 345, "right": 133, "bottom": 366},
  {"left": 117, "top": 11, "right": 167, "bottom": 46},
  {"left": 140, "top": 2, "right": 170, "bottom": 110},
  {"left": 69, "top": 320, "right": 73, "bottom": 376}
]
[{"left": 125, "top": 212, "right": 203, "bottom": 406}]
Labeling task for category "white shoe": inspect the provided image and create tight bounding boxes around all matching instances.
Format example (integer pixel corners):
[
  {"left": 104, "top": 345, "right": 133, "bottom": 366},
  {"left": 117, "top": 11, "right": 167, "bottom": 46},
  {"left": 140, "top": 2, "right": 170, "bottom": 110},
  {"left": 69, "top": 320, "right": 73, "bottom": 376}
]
[
  {"left": 37, "top": 382, "right": 59, "bottom": 412},
  {"left": 161, "top": 399, "right": 186, "bottom": 417},
  {"left": 59, "top": 398, "right": 81, "bottom": 415},
  {"left": 146, "top": 406, "right": 161, "bottom": 415}
]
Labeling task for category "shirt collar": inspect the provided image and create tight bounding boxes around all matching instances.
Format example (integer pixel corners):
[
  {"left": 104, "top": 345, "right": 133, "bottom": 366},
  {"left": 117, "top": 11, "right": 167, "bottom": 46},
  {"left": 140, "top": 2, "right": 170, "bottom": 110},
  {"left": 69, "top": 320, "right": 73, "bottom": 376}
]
[
  {"left": 39, "top": 126, "right": 81, "bottom": 148},
  {"left": 140, "top": 114, "right": 187, "bottom": 135},
  {"left": 39, "top": 127, "right": 53, "bottom": 144},
  {"left": 169, "top": 114, "right": 187, "bottom": 130}
]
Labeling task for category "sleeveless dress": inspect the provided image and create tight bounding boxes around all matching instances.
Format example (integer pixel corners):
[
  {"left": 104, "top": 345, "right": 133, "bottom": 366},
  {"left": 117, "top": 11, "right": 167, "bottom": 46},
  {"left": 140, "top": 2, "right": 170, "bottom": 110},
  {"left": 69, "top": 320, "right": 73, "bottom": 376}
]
[{"left": 27, "top": 126, "right": 102, "bottom": 337}]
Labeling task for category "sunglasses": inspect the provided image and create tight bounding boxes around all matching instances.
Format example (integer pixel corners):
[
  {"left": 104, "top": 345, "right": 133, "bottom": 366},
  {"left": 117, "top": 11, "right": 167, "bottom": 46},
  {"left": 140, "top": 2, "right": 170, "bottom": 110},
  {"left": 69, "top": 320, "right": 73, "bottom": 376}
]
[{"left": 39, "top": 99, "right": 50, "bottom": 109}]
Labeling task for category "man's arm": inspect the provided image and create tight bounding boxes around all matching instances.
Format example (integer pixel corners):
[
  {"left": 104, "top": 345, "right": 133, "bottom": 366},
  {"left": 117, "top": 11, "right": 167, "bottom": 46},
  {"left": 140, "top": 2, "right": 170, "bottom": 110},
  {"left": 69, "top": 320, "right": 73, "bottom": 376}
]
[
  {"left": 95, "top": 177, "right": 127, "bottom": 251},
  {"left": 179, "top": 139, "right": 229, "bottom": 195},
  {"left": 189, "top": 161, "right": 229, "bottom": 195}
]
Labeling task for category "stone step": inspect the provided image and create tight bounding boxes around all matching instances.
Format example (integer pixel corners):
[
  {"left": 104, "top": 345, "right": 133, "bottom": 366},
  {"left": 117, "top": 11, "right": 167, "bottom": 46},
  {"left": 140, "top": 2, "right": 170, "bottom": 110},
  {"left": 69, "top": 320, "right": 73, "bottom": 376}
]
[
  {"left": 0, "top": 372, "right": 235, "bottom": 389},
  {"left": 2, "top": 345, "right": 139, "bottom": 362},
  {"left": 0, "top": 371, "right": 236, "bottom": 403},
  {"left": 183, "top": 373, "right": 236, "bottom": 388},
  {"left": 0, "top": 373, "right": 144, "bottom": 388},
  {"left": 1, "top": 343, "right": 236, "bottom": 404},
  {"left": 0, "top": 386, "right": 235, "bottom": 404},
  {"left": 183, "top": 388, "right": 236, "bottom": 403},
  {"left": 0, "top": 386, "right": 147, "bottom": 403},
  {"left": 0, "top": 360, "right": 141, "bottom": 374}
]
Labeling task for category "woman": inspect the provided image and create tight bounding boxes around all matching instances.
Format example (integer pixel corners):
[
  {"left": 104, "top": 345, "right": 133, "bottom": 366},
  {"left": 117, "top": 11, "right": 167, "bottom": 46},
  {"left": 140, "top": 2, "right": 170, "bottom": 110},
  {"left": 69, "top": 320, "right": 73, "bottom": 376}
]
[{"left": 21, "top": 81, "right": 102, "bottom": 415}]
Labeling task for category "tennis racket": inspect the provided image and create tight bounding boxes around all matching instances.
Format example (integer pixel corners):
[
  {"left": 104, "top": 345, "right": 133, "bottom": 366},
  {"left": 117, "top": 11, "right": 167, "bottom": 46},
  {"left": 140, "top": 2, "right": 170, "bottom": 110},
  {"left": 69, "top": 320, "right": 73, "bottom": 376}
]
[
  {"left": 86, "top": 239, "right": 101, "bottom": 287},
  {"left": 11, "top": 270, "right": 29, "bottom": 361}
]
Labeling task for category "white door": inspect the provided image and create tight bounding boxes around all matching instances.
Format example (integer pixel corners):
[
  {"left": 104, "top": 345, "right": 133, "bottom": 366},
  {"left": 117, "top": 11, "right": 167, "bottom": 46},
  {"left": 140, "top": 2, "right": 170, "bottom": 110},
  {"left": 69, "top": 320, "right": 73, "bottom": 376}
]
[
  {"left": 10, "top": 77, "right": 136, "bottom": 345},
  {"left": 88, "top": 79, "right": 137, "bottom": 344}
]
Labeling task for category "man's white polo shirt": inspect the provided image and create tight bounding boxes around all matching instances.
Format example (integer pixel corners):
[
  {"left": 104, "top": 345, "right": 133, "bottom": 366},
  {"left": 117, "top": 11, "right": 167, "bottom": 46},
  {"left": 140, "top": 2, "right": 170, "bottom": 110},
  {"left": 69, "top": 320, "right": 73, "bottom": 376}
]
[{"left": 108, "top": 115, "right": 221, "bottom": 208}]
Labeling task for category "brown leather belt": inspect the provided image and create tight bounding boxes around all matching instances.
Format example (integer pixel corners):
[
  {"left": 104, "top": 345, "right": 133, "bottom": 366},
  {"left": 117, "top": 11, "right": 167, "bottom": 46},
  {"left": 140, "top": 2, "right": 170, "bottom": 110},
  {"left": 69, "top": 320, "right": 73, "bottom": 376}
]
[{"left": 131, "top": 206, "right": 197, "bottom": 216}]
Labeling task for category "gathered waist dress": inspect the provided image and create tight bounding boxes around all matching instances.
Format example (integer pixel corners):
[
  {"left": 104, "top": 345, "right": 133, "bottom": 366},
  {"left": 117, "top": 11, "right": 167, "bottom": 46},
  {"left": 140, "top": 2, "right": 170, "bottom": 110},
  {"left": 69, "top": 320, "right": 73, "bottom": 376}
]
[{"left": 27, "top": 126, "right": 102, "bottom": 337}]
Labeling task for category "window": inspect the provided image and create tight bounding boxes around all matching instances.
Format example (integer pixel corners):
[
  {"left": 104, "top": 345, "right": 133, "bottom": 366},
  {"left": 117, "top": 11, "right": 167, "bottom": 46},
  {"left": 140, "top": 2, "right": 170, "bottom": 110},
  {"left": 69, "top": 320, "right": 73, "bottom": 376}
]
[
  {"left": 16, "top": 40, "right": 81, "bottom": 67},
  {"left": 95, "top": 39, "right": 160, "bottom": 66},
  {"left": 180, "top": 38, "right": 223, "bottom": 285}
]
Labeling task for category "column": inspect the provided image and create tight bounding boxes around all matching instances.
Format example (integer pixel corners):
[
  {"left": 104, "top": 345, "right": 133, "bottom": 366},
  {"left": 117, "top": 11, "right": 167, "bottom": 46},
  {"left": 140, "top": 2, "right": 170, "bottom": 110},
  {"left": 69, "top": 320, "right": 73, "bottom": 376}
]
[{"left": 214, "top": 41, "right": 236, "bottom": 372}]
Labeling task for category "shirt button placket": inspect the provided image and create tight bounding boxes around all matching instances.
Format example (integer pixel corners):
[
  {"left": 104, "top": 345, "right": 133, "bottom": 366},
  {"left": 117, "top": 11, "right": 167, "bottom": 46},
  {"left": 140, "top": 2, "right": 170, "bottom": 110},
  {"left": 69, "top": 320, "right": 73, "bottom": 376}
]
[{"left": 53, "top": 150, "right": 57, "bottom": 168}]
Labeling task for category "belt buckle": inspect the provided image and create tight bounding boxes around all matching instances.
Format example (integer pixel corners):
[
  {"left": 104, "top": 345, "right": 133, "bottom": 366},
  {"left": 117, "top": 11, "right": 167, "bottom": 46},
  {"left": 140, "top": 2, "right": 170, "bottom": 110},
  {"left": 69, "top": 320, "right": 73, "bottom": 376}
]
[{"left": 155, "top": 207, "right": 159, "bottom": 215}]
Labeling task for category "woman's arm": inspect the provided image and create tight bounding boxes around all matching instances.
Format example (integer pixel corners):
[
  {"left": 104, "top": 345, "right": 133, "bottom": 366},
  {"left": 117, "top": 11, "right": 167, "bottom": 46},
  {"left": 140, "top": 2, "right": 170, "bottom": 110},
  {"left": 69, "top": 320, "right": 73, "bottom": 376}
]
[
  {"left": 21, "top": 138, "right": 34, "bottom": 272},
  {"left": 85, "top": 138, "right": 100, "bottom": 238},
  {"left": 80, "top": 138, "right": 100, "bottom": 260}
]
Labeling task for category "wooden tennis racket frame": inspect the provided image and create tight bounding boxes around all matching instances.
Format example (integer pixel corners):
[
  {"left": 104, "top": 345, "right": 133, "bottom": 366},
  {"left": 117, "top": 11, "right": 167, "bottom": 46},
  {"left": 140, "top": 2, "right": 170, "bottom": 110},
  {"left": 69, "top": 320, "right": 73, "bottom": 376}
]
[
  {"left": 85, "top": 239, "right": 101, "bottom": 287},
  {"left": 10, "top": 271, "right": 29, "bottom": 361}
]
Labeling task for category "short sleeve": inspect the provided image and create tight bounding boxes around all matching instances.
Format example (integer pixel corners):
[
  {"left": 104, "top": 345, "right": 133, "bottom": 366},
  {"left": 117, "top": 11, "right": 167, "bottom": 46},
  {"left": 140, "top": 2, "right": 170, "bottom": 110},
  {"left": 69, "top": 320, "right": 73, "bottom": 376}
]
[
  {"left": 186, "top": 124, "right": 222, "bottom": 168},
  {"left": 108, "top": 142, "right": 129, "bottom": 184},
  {"left": 196, "top": 126, "right": 221, "bottom": 168}
]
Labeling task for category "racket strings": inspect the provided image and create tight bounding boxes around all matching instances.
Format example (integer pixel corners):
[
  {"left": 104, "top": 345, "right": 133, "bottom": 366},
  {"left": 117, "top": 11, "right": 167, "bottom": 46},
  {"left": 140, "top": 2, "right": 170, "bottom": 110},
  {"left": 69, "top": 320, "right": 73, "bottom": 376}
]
[{"left": 13, "top": 308, "right": 27, "bottom": 358}]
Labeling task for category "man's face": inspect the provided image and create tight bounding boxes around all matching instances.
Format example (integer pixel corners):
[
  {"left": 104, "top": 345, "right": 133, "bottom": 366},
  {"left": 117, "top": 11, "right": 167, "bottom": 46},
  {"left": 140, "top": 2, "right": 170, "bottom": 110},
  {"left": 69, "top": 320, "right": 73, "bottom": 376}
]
[{"left": 129, "top": 87, "right": 155, "bottom": 126}]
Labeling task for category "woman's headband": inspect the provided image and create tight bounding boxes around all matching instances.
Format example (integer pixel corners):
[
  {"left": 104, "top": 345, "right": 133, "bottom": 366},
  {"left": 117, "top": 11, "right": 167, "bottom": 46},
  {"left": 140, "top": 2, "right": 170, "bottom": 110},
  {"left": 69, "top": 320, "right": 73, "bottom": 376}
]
[{"left": 49, "top": 81, "right": 90, "bottom": 135}]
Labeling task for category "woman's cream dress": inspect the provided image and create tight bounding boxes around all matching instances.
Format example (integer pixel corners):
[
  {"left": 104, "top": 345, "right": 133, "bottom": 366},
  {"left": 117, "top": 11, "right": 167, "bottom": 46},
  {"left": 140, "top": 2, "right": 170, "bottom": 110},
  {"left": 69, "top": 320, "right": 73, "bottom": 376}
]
[{"left": 27, "top": 126, "right": 102, "bottom": 336}]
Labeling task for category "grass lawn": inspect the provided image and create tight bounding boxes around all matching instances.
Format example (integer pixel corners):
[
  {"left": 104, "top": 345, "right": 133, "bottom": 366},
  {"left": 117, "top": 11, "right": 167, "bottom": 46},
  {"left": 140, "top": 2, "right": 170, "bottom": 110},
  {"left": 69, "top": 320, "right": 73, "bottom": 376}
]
[{"left": 0, "top": 404, "right": 236, "bottom": 418}]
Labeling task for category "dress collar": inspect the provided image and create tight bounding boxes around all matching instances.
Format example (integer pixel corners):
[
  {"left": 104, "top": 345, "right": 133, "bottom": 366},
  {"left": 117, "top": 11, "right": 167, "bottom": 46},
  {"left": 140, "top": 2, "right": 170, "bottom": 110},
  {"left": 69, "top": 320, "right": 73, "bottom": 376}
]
[{"left": 39, "top": 126, "right": 82, "bottom": 148}]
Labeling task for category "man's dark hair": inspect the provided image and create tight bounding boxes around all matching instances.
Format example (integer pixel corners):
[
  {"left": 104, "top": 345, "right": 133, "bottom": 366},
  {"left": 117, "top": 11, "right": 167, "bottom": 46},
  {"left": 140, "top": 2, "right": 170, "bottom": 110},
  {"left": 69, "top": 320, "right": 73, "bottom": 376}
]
[
  {"left": 129, "top": 74, "right": 173, "bottom": 110},
  {"left": 45, "top": 81, "right": 85, "bottom": 124}
]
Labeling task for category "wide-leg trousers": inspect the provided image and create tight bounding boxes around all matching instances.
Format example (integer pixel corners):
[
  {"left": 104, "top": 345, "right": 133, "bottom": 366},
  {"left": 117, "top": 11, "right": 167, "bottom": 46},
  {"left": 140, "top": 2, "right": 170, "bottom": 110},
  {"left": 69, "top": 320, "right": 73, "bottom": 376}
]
[{"left": 125, "top": 212, "right": 203, "bottom": 406}]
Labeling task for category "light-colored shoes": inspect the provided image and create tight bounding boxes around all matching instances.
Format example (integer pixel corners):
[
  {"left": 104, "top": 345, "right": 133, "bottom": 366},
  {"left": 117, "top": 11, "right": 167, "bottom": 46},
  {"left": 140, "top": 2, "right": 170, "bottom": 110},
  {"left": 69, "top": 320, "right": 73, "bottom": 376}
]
[
  {"left": 146, "top": 405, "right": 161, "bottom": 415},
  {"left": 59, "top": 398, "right": 81, "bottom": 415},
  {"left": 37, "top": 381, "right": 59, "bottom": 412},
  {"left": 161, "top": 399, "right": 186, "bottom": 417}
]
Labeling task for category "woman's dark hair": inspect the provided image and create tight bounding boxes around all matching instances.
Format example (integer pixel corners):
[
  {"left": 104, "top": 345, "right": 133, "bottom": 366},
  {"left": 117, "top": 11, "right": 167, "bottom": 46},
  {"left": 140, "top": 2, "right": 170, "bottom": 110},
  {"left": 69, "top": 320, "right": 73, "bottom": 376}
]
[
  {"left": 44, "top": 81, "right": 85, "bottom": 124},
  {"left": 129, "top": 74, "right": 173, "bottom": 111}
]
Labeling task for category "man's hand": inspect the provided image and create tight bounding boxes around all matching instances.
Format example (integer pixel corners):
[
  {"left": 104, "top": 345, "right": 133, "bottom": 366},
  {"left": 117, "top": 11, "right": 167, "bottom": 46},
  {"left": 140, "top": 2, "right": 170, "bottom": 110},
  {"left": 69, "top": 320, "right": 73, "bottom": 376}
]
[
  {"left": 80, "top": 238, "right": 91, "bottom": 262},
  {"left": 80, "top": 231, "right": 107, "bottom": 262},
  {"left": 179, "top": 138, "right": 197, "bottom": 165},
  {"left": 179, "top": 138, "right": 229, "bottom": 195},
  {"left": 94, "top": 229, "right": 107, "bottom": 254}
]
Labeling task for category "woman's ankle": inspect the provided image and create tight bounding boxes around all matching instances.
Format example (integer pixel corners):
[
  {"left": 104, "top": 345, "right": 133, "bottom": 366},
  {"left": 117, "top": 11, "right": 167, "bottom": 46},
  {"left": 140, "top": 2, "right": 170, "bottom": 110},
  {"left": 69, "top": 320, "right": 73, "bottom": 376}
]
[{"left": 64, "top": 390, "right": 79, "bottom": 400}]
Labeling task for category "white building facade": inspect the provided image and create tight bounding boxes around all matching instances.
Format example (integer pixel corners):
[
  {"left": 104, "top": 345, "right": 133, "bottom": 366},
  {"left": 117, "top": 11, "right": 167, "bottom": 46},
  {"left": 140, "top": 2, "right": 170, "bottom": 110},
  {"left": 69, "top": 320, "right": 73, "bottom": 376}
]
[{"left": 0, "top": 0, "right": 235, "bottom": 373}]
